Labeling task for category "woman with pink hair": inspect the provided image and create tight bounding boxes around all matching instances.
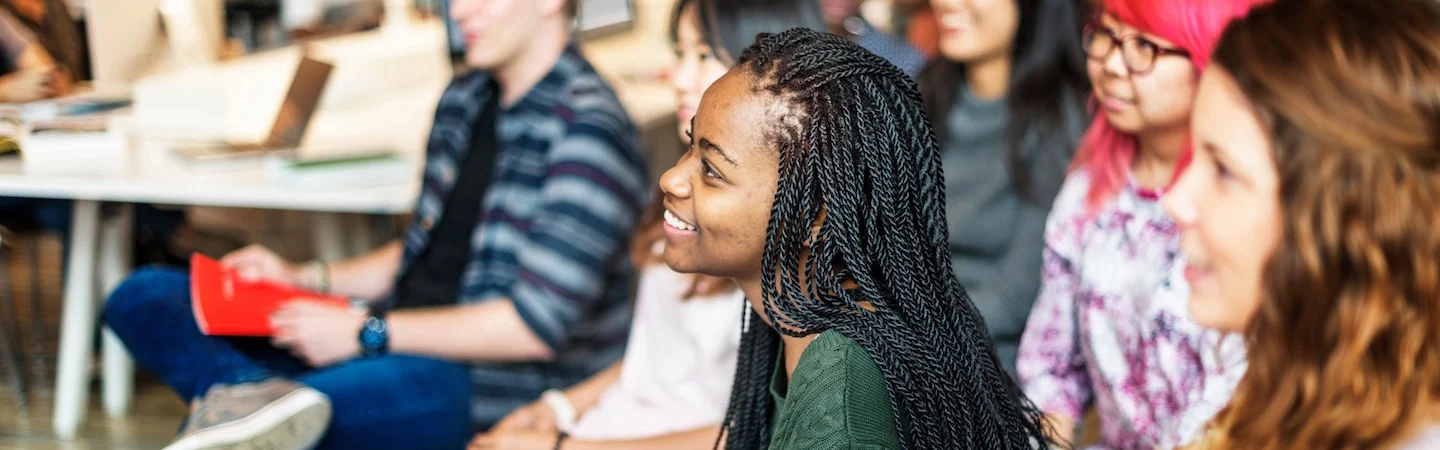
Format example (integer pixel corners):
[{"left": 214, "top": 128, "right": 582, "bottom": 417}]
[{"left": 1015, "top": 0, "right": 1265, "bottom": 448}]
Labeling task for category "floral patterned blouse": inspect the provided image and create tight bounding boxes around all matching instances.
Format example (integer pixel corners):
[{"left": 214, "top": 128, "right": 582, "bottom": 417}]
[{"left": 1017, "top": 171, "right": 1248, "bottom": 450}]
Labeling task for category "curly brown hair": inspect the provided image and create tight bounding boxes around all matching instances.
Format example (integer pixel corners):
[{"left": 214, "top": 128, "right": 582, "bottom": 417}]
[{"left": 1200, "top": 0, "right": 1440, "bottom": 448}]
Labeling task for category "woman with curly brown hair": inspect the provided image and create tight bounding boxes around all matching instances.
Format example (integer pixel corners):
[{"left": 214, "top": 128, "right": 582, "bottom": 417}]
[{"left": 1162, "top": 0, "right": 1440, "bottom": 448}]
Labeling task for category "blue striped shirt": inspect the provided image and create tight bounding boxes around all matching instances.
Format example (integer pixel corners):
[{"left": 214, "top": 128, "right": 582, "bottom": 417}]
[{"left": 398, "top": 45, "right": 648, "bottom": 426}]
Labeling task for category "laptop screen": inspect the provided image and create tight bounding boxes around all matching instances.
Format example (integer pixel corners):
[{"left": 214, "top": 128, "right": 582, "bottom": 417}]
[{"left": 267, "top": 57, "right": 334, "bottom": 147}]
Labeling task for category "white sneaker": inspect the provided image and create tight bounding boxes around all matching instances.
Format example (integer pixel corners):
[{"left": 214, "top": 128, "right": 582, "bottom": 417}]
[{"left": 164, "top": 379, "right": 332, "bottom": 450}]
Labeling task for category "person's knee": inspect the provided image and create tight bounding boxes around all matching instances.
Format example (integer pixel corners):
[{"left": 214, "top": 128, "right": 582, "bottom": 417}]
[
  {"left": 102, "top": 267, "right": 189, "bottom": 327},
  {"left": 301, "top": 356, "right": 471, "bottom": 449}
]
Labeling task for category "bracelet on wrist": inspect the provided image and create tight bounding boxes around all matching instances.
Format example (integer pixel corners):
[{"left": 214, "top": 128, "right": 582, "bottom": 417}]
[
  {"left": 305, "top": 260, "right": 330, "bottom": 293},
  {"left": 540, "top": 389, "right": 578, "bottom": 433}
]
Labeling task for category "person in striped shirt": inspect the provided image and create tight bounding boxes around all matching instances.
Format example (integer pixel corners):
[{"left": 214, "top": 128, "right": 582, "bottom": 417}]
[{"left": 101, "top": 1, "right": 648, "bottom": 449}]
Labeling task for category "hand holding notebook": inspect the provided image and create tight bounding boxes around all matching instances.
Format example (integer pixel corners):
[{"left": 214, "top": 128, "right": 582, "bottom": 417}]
[{"left": 190, "top": 253, "right": 350, "bottom": 337}]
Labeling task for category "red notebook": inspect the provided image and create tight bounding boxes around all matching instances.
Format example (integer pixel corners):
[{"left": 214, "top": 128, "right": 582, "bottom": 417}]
[{"left": 190, "top": 253, "right": 349, "bottom": 336}]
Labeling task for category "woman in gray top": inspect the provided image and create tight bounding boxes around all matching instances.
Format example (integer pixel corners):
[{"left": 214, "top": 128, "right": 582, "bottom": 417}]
[{"left": 917, "top": 0, "right": 1089, "bottom": 377}]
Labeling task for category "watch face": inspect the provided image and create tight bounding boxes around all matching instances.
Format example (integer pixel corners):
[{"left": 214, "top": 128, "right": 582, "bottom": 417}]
[
  {"left": 361, "top": 317, "right": 388, "bottom": 351},
  {"left": 365, "top": 316, "right": 387, "bottom": 333},
  {"left": 361, "top": 331, "right": 383, "bottom": 347}
]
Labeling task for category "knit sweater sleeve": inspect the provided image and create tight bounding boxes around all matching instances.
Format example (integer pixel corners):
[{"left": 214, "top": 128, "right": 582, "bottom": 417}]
[{"left": 769, "top": 331, "right": 901, "bottom": 450}]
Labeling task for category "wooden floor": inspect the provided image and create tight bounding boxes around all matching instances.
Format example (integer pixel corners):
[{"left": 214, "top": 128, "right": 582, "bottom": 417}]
[
  {"left": 0, "top": 230, "right": 189, "bottom": 449},
  {"left": 0, "top": 378, "right": 187, "bottom": 450}
]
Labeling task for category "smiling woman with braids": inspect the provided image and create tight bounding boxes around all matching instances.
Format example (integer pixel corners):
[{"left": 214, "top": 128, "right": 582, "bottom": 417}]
[{"left": 658, "top": 28, "right": 1051, "bottom": 449}]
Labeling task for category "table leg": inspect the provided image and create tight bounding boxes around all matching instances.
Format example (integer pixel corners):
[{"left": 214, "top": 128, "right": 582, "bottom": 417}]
[
  {"left": 52, "top": 199, "right": 101, "bottom": 439},
  {"left": 313, "top": 212, "right": 348, "bottom": 262},
  {"left": 100, "top": 203, "right": 134, "bottom": 418}
]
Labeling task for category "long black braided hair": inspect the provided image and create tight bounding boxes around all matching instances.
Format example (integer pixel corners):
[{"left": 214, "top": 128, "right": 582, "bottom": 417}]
[{"left": 717, "top": 28, "right": 1053, "bottom": 450}]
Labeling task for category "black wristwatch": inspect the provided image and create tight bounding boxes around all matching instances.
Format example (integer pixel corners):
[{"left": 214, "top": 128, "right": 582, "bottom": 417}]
[{"left": 358, "top": 312, "right": 389, "bottom": 357}]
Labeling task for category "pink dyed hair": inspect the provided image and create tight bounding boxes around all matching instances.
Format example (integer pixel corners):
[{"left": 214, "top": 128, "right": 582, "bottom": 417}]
[{"left": 1071, "top": 0, "right": 1268, "bottom": 212}]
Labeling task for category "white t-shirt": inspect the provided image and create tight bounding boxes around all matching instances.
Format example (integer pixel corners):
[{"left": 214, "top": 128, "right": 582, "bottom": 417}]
[
  {"left": 569, "top": 261, "right": 745, "bottom": 440},
  {"left": 1398, "top": 424, "right": 1440, "bottom": 450}
]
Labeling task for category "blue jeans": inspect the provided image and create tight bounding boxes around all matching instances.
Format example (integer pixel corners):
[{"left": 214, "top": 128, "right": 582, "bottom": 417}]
[{"left": 103, "top": 268, "right": 474, "bottom": 450}]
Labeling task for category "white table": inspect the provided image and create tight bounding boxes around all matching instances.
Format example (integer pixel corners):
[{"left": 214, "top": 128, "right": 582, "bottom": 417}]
[{"left": 0, "top": 145, "right": 418, "bottom": 439}]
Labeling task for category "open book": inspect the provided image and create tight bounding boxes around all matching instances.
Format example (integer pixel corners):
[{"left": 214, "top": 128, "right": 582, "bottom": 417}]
[{"left": 190, "top": 253, "right": 349, "bottom": 336}]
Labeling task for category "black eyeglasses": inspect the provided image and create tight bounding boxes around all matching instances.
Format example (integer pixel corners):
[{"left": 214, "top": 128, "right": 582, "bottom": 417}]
[{"left": 1083, "top": 20, "right": 1191, "bottom": 75}]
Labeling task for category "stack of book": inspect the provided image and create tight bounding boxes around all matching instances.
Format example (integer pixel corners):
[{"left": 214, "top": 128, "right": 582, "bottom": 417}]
[{"left": 20, "top": 110, "right": 129, "bottom": 175}]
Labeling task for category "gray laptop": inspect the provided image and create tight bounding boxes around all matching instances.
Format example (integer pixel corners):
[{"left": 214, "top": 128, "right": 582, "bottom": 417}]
[{"left": 171, "top": 56, "right": 334, "bottom": 164}]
